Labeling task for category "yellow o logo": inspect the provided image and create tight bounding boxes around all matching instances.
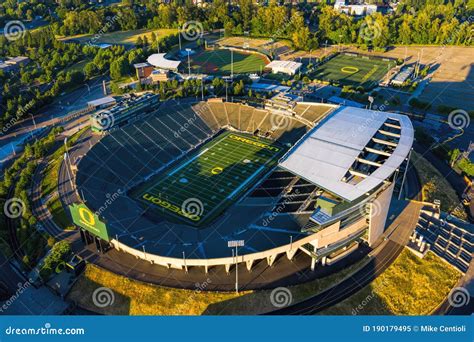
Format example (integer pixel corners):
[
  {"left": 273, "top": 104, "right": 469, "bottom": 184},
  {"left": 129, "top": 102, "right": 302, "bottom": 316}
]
[
  {"left": 211, "top": 167, "right": 223, "bottom": 175},
  {"left": 79, "top": 207, "right": 95, "bottom": 226},
  {"left": 341, "top": 66, "right": 359, "bottom": 74}
]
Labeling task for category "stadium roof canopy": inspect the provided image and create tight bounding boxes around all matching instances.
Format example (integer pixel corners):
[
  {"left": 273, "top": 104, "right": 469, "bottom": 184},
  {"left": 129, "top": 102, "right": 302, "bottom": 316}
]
[
  {"left": 279, "top": 106, "right": 414, "bottom": 202},
  {"left": 147, "top": 53, "right": 181, "bottom": 71}
]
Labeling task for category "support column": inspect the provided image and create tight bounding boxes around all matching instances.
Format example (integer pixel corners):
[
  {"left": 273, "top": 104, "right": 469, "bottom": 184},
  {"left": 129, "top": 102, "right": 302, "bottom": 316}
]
[
  {"left": 286, "top": 248, "right": 297, "bottom": 261},
  {"left": 321, "top": 256, "right": 327, "bottom": 266},
  {"left": 246, "top": 259, "right": 254, "bottom": 272},
  {"left": 225, "top": 264, "right": 231, "bottom": 274},
  {"left": 398, "top": 148, "right": 412, "bottom": 200},
  {"left": 311, "top": 257, "right": 317, "bottom": 271},
  {"left": 204, "top": 265, "right": 209, "bottom": 274},
  {"left": 267, "top": 254, "right": 276, "bottom": 267}
]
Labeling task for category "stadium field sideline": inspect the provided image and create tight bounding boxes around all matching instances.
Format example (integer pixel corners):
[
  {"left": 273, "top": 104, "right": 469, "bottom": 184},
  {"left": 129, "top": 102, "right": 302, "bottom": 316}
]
[{"left": 133, "top": 131, "right": 286, "bottom": 226}]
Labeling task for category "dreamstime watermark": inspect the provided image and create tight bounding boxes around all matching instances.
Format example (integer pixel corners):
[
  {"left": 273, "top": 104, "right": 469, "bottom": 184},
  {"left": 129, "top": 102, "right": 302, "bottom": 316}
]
[
  {"left": 351, "top": 278, "right": 391, "bottom": 315},
  {"left": 174, "top": 112, "right": 200, "bottom": 139},
  {"left": 85, "top": 13, "right": 123, "bottom": 47},
  {"left": 92, "top": 287, "right": 115, "bottom": 308},
  {"left": 4, "top": 323, "right": 85, "bottom": 336},
  {"left": 447, "top": 287, "right": 470, "bottom": 308},
  {"left": 182, "top": 278, "right": 213, "bottom": 308},
  {"left": 95, "top": 110, "right": 115, "bottom": 131},
  {"left": 1, "top": 100, "right": 35, "bottom": 136},
  {"left": 3, "top": 198, "right": 25, "bottom": 219},
  {"left": 95, "top": 189, "right": 123, "bottom": 217},
  {"left": 351, "top": 109, "right": 382, "bottom": 138},
  {"left": 0, "top": 279, "right": 33, "bottom": 313},
  {"left": 359, "top": 199, "right": 383, "bottom": 220},
  {"left": 270, "top": 287, "right": 293, "bottom": 308},
  {"left": 181, "top": 21, "right": 203, "bottom": 42},
  {"left": 262, "top": 189, "right": 300, "bottom": 226},
  {"left": 359, "top": 21, "right": 382, "bottom": 42},
  {"left": 3, "top": 20, "right": 26, "bottom": 41},
  {"left": 270, "top": 112, "right": 291, "bottom": 130},
  {"left": 181, "top": 197, "right": 204, "bottom": 220},
  {"left": 447, "top": 109, "right": 470, "bottom": 130}
]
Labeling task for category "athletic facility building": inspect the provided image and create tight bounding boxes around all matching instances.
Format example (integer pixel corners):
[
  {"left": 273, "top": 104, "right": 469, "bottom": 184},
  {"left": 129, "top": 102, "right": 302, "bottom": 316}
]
[
  {"left": 74, "top": 99, "right": 413, "bottom": 273},
  {"left": 266, "top": 60, "right": 302, "bottom": 75}
]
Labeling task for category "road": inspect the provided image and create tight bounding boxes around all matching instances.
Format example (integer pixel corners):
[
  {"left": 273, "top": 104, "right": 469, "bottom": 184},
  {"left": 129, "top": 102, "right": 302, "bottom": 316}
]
[{"left": 0, "top": 76, "right": 108, "bottom": 148}]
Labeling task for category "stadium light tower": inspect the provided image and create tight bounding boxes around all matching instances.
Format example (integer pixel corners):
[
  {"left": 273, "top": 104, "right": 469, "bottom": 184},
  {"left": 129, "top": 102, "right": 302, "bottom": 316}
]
[
  {"left": 186, "top": 48, "right": 192, "bottom": 76},
  {"left": 228, "top": 240, "right": 244, "bottom": 293}
]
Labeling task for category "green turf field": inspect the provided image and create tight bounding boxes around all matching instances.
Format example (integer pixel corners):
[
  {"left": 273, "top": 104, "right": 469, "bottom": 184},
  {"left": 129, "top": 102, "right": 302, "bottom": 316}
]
[
  {"left": 134, "top": 131, "right": 285, "bottom": 226},
  {"left": 189, "top": 48, "right": 269, "bottom": 75},
  {"left": 313, "top": 53, "right": 395, "bottom": 88}
]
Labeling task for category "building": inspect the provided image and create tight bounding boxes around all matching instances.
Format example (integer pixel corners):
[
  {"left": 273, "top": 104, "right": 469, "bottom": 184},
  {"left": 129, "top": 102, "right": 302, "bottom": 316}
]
[
  {"left": 87, "top": 96, "right": 117, "bottom": 110},
  {"left": 265, "top": 60, "right": 302, "bottom": 76},
  {"left": 334, "top": 0, "right": 378, "bottom": 16},
  {"left": 279, "top": 106, "right": 413, "bottom": 267},
  {"left": 134, "top": 62, "right": 155, "bottom": 80},
  {"left": 90, "top": 93, "right": 159, "bottom": 133},
  {"left": 391, "top": 66, "right": 415, "bottom": 86},
  {"left": 0, "top": 56, "right": 30, "bottom": 73},
  {"left": 265, "top": 92, "right": 303, "bottom": 113},
  {"left": 77, "top": 101, "right": 414, "bottom": 273},
  {"left": 146, "top": 53, "right": 181, "bottom": 72}
]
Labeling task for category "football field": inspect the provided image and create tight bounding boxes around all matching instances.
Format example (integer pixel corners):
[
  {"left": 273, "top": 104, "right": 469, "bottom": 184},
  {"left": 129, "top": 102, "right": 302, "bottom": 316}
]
[
  {"left": 313, "top": 53, "right": 395, "bottom": 88},
  {"left": 190, "top": 48, "right": 269, "bottom": 75},
  {"left": 134, "top": 131, "right": 285, "bottom": 226}
]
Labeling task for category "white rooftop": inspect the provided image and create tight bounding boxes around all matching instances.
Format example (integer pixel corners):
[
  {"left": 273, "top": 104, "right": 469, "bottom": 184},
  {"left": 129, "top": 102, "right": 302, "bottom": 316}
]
[
  {"left": 147, "top": 53, "right": 181, "bottom": 70},
  {"left": 266, "top": 60, "right": 302, "bottom": 71},
  {"left": 279, "top": 106, "right": 414, "bottom": 202}
]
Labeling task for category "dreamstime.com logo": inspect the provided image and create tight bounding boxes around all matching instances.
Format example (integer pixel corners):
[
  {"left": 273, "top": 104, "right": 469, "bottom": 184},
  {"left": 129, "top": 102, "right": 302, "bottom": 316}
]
[
  {"left": 181, "top": 21, "right": 203, "bottom": 41},
  {"left": 181, "top": 197, "right": 204, "bottom": 220},
  {"left": 4, "top": 323, "right": 85, "bottom": 336},
  {"left": 3, "top": 20, "right": 26, "bottom": 41},
  {"left": 448, "top": 287, "right": 471, "bottom": 308},
  {"left": 359, "top": 21, "right": 382, "bottom": 42},
  {"left": 447, "top": 109, "right": 470, "bottom": 130},
  {"left": 270, "top": 287, "right": 293, "bottom": 308},
  {"left": 92, "top": 287, "right": 115, "bottom": 308},
  {"left": 3, "top": 198, "right": 25, "bottom": 219},
  {"left": 270, "top": 113, "right": 291, "bottom": 130}
]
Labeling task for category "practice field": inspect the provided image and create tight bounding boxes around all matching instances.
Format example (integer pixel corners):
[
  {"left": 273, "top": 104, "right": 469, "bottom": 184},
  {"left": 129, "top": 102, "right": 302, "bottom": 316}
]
[
  {"left": 189, "top": 48, "right": 269, "bottom": 75},
  {"left": 133, "top": 131, "right": 285, "bottom": 226},
  {"left": 59, "top": 28, "right": 177, "bottom": 47},
  {"left": 313, "top": 53, "right": 395, "bottom": 88}
]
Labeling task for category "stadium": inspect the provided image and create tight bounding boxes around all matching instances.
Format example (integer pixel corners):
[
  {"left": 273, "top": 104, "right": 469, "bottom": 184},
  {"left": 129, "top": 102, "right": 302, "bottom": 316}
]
[{"left": 72, "top": 95, "right": 413, "bottom": 275}]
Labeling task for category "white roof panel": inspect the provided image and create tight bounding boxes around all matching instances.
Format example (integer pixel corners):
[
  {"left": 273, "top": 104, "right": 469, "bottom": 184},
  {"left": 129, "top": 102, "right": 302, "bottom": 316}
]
[
  {"left": 147, "top": 53, "right": 181, "bottom": 70},
  {"left": 279, "top": 106, "right": 414, "bottom": 201}
]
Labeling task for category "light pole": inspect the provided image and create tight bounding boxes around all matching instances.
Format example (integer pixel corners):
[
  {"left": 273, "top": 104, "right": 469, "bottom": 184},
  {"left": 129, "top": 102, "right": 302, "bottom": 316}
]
[
  {"left": 64, "top": 152, "right": 74, "bottom": 190},
  {"left": 186, "top": 48, "right": 192, "bottom": 77},
  {"left": 228, "top": 240, "right": 244, "bottom": 293},
  {"left": 30, "top": 114, "right": 37, "bottom": 141}
]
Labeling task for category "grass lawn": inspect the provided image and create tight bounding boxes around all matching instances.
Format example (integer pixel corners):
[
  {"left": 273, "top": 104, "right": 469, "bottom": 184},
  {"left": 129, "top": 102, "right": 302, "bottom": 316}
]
[
  {"left": 131, "top": 131, "right": 285, "bottom": 226},
  {"left": 411, "top": 151, "right": 466, "bottom": 219},
  {"left": 59, "top": 28, "right": 177, "bottom": 47},
  {"left": 68, "top": 256, "right": 369, "bottom": 315},
  {"left": 319, "top": 249, "right": 461, "bottom": 315},
  {"left": 313, "top": 53, "right": 395, "bottom": 89},
  {"left": 41, "top": 127, "right": 89, "bottom": 230},
  {"left": 61, "top": 59, "right": 92, "bottom": 74},
  {"left": 190, "top": 48, "right": 269, "bottom": 75}
]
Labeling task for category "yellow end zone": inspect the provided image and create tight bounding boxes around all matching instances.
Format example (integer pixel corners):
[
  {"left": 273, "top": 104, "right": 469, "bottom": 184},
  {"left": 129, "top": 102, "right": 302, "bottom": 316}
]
[
  {"left": 141, "top": 193, "right": 201, "bottom": 222},
  {"left": 228, "top": 134, "right": 280, "bottom": 152}
]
